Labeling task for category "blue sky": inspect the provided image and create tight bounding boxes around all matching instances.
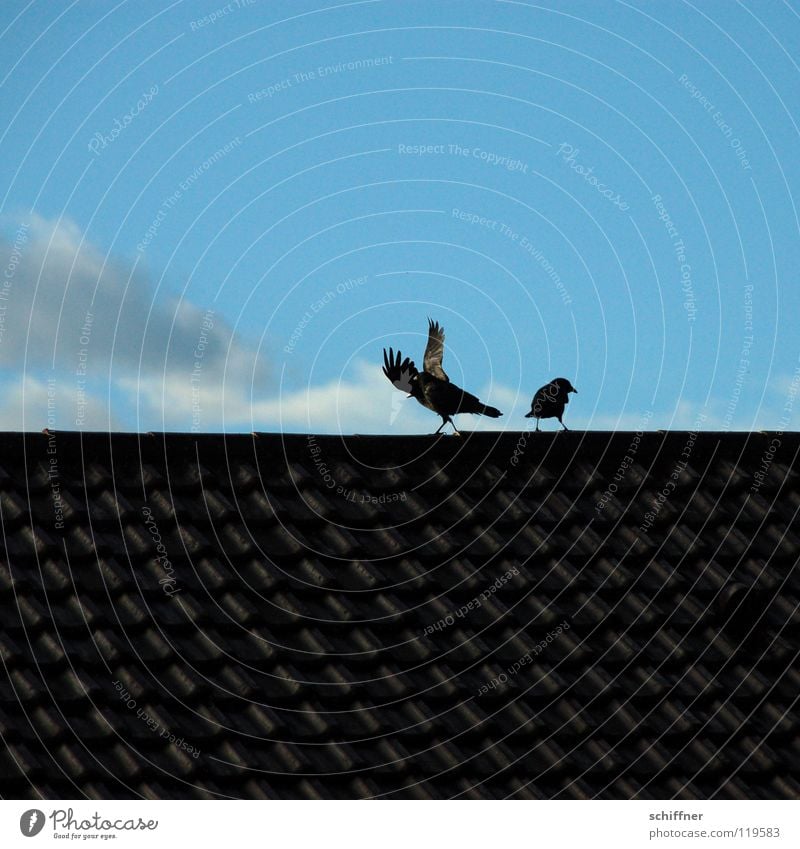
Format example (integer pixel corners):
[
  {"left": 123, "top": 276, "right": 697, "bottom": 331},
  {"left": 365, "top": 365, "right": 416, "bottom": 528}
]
[{"left": 1, "top": 0, "right": 799, "bottom": 433}]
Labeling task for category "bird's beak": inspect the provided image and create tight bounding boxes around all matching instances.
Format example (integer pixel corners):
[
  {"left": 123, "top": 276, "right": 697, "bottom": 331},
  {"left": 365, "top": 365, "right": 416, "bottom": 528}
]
[{"left": 572, "top": 388, "right": 578, "bottom": 393}]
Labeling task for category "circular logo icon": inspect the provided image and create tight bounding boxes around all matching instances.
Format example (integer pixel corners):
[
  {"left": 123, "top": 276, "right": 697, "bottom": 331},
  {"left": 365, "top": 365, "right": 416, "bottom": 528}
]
[{"left": 19, "top": 810, "right": 45, "bottom": 837}]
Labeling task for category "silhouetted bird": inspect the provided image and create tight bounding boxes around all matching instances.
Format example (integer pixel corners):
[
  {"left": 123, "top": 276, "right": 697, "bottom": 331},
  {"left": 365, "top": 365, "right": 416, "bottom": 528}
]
[
  {"left": 525, "top": 378, "right": 577, "bottom": 431},
  {"left": 383, "top": 319, "right": 502, "bottom": 435}
]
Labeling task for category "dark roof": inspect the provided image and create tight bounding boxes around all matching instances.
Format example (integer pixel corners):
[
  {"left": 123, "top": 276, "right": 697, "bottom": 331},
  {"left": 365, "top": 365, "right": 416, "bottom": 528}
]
[{"left": 1, "top": 429, "right": 798, "bottom": 800}]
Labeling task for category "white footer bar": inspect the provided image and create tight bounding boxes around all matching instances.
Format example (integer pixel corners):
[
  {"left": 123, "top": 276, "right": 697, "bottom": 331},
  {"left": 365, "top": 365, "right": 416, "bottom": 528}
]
[{"left": 2, "top": 800, "right": 797, "bottom": 848}]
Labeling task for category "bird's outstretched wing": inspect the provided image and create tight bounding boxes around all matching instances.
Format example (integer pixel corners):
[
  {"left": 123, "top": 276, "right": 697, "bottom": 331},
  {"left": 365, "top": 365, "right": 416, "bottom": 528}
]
[
  {"left": 383, "top": 347, "right": 418, "bottom": 394},
  {"left": 423, "top": 318, "right": 448, "bottom": 381}
]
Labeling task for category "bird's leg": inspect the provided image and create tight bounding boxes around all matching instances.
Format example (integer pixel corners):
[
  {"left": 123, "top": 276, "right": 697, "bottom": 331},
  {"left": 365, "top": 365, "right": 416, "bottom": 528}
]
[
  {"left": 434, "top": 418, "right": 446, "bottom": 435},
  {"left": 448, "top": 417, "right": 461, "bottom": 436},
  {"left": 559, "top": 416, "right": 569, "bottom": 431},
  {"left": 535, "top": 418, "right": 540, "bottom": 432}
]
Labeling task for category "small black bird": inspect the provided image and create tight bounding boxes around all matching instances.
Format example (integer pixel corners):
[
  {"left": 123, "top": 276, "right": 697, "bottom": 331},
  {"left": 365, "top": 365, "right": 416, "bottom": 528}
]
[
  {"left": 525, "top": 377, "right": 577, "bottom": 431},
  {"left": 383, "top": 319, "right": 502, "bottom": 435}
]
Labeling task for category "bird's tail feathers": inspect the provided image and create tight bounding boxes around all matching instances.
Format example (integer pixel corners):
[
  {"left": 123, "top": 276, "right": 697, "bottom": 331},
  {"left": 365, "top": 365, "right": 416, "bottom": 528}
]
[
  {"left": 524, "top": 410, "right": 535, "bottom": 418},
  {"left": 481, "top": 405, "right": 502, "bottom": 418}
]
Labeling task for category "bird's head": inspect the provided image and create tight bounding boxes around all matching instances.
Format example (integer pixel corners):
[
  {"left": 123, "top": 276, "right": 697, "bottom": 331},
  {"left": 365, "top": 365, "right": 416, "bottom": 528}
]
[{"left": 553, "top": 377, "right": 577, "bottom": 395}]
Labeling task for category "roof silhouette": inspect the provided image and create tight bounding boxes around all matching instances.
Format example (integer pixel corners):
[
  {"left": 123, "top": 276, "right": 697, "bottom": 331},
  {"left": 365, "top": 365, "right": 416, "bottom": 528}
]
[{"left": 1, "top": 429, "right": 798, "bottom": 799}]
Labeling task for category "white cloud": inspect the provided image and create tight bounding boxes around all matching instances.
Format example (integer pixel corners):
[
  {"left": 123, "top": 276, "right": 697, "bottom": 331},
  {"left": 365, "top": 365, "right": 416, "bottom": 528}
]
[
  {"left": 0, "top": 375, "right": 120, "bottom": 431},
  {"left": 0, "top": 214, "right": 266, "bottom": 381},
  {"left": 124, "top": 360, "right": 507, "bottom": 434},
  {"left": 0, "top": 215, "right": 270, "bottom": 431},
  {"left": 125, "top": 359, "right": 516, "bottom": 434}
]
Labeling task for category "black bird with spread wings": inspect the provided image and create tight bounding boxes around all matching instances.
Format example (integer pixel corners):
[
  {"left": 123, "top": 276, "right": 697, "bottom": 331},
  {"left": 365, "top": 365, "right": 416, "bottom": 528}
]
[
  {"left": 525, "top": 377, "right": 577, "bottom": 431},
  {"left": 383, "top": 319, "right": 502, "bottom": 435}
]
